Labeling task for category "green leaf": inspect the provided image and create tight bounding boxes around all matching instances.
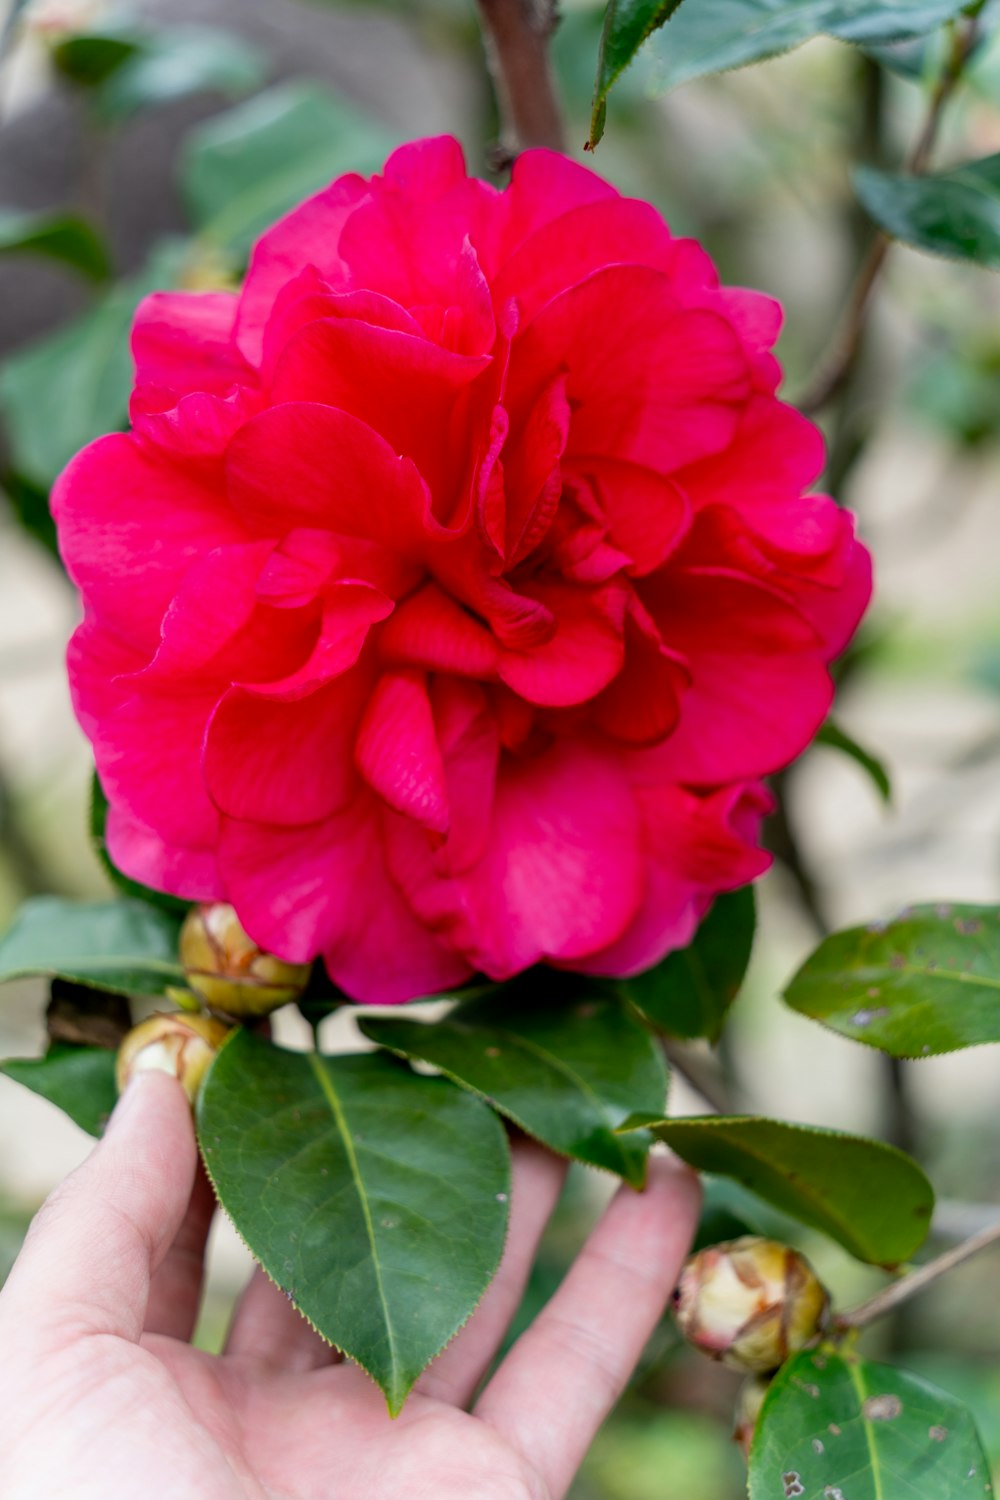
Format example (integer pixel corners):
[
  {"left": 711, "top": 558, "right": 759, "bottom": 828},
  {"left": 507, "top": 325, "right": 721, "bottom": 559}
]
[
  {"left": 89, "top": 774, "right": 190, "bottom": 917},
  {"left": 623, "top": 1115, "right": 934, "bottom": 1265},
  {"left": 181, "top": 82, "right": 397, "bottom": 256},
  {"left": 97, "top": 27, "right": 266, "bottom": 121},
  {"left": 50, "top": 24, "right": 143, "bottom": 86},
  {"left": 619, "top": 887, "right": 756, "bottom": 1042},
  {"left": 644, "top": 0, "right": 971, "bottom": 92},
  {"left": 1, "top": 1043, "right": 117, "bottom": 1136},
  {"left": 198, "top": 1031, "right": 510, "bottom": 1413},
  {"left": 0, "top": 209, "right": 111, "bottom": 281},
  {"left": 749, "top": 1347, "right": 993, "bottom": 1500},
  {"left": 589, "top": 0, "right": 688, "bottom": 147},
  {"left": 855, "top": 155, "right": 1000, "bottom": 267},
  {"left": 815, "top": 721, "right": 892, "bottom": 803},
  {"left": 361, "top": 976, "right": 667, "bottom": 1186},
  {"left": 0, "top": 239, "right": 188, "bottom": 488},
  {"left": 0, "top": 897, "right": 184, "bottom": 997},
  {"left": 784, "top": 902, "right": 1000, "bottom": 1057}
]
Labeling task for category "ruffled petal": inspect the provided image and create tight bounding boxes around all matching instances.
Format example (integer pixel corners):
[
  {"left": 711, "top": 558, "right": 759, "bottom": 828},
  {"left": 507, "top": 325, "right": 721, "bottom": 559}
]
[
  {"left": 219, "top": 794, "right": 471, "bottom": 1003},
  {"left": 387, "top": 737, "right": 643, "bottom": 977},
  {"left": 573, "top": 782, "right": 772, "bottom": 976},
  {"left": 641, "top": 566, "right": 831, "bottom": 783},
  {"left": 53, "top": 433, "right": 248, "bottom": 650},
  {"left": 205, "top": 671, "right": 365, "bottom": 825}
]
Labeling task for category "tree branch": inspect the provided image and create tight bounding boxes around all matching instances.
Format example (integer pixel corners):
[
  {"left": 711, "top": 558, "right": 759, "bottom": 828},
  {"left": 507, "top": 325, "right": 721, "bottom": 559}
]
[
  {"left": 836, "top": 1218, "right": 1000, "bottom": 1331},
  {"left": 798, "top": 15, "right": 980, "bottom": 416},
  {"left": 476, "top": 0, "right": 566, "bottom": 158},
  {"left": 662, "top": 1039, "right": 731, "bottom": 1114}
]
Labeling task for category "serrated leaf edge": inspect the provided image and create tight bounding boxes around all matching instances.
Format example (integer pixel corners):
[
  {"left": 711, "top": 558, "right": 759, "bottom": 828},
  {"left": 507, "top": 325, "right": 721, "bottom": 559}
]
[{"left": 196, "top": 1033, "right": 513, "bottom": 1414}]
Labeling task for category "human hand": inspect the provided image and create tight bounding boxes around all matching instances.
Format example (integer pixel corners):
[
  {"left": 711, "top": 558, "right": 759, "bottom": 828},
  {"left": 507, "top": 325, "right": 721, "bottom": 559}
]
[{"left": 0, "top": 1071, "right": 699, "bottom": 1500}]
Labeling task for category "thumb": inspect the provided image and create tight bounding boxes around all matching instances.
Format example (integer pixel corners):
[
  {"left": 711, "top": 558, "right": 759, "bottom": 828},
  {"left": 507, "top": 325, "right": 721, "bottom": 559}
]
[{"left": 1, "top": 1070, "right": 198, "bottom": 1348}]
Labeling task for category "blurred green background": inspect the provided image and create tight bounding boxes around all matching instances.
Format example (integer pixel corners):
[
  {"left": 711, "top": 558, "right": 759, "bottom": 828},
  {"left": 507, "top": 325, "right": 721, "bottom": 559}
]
[{"left": 3, "top": 1, "right": 1000, "bottom": 1493}]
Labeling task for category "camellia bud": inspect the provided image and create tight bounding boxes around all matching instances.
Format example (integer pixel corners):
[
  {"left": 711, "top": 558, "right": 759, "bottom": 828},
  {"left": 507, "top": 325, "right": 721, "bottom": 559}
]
[
  {"left": 673, "top": 1236, "right": 829, "bottom": 1374},
  {"left": 733, "top": 1375, "right": 771, "bottom": 1460},
  {"left": 116, "top": 1012, "right": 229, "bottom": 1102},
  {"left": 180, "top": 903, "right": 311, "bottom": 1018}
]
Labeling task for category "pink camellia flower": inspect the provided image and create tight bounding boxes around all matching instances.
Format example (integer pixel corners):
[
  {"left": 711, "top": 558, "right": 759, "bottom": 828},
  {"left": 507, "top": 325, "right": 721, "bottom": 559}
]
[{"left": 53, "top": 137, "right": 871, "bottom": 1004}]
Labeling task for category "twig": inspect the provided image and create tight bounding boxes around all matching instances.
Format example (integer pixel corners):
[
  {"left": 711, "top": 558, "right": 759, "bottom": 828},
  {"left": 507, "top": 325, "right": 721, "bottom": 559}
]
[
  {"left": 836, "top": 1218, "right": 1000, "bottom": 1330},
  {"left": 476, "top": 0, "right": 565, "bottom": 157},
  {"left": 799, "top": 15, "right": 980, "bottom": 415},
  {"left": 662, "top": 1039, "right": 731, "bottom": 1115}
]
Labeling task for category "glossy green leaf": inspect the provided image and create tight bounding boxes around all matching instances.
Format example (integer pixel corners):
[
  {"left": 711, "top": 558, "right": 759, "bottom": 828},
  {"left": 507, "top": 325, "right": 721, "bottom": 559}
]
[
  {"left": 750, "top": 1348, "right": 993, "bottom": 1500},
  {"left": 645, "top": 0, "right": 971, "bottom": 92},
  {"left": 0, "top": 239, "right": 187, "bottom": 487},
  {"left": 198, "top": 1032, "right": 510, "bottom": 1412},
  {"left": 0, "top": 209, "right": 111, "bottom": 281},
  {"left": 623, "top": 1115, "right": 934, "bottom": 1265},
  {"left": 0, "top": 897, "right": 184, "bottom": 997},
  {"left": 815, "top": 720, "right": 892, "bottom": 803},
  {"left": 89, "top": 775, "right": 189, "bottom": 917},
  {"left": 784, "top": 902, "right": 1000, "bottom": 1057},
  {"left": 855, "top": 155, "right": 1000, "bottom": 267},
  {"left": 361, "top": 977, "right": 667, "bottom": 1186},
  {"left": 182, "top": 82, "right": 396, "bottom": 255},
  {"left": 589, "top": 0, "right": 688, "bottom": 147},
  {"left": 619, "top": 887, "right": 755, "bottom": 1042},
  {"left": 97, "top": 27, "right": 265, "bottom": 121},
  {"left": 1, "top": 1043, "right": 117, "bottom": 1136}
]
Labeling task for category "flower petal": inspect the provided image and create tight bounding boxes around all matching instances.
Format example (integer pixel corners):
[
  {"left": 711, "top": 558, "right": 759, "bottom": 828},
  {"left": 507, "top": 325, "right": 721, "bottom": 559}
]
[
  {"left": 573, "top": 782, "right": 772, "bottom": 976},
  {"left": 356, "top": 670, "right": 450, "bottom": 833},
  {"left": 219, "top": 794, "right": 471, "bottom": 1003}
]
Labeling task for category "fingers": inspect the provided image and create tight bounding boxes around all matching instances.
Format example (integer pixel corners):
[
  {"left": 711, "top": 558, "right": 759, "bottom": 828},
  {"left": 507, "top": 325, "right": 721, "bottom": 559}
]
[
  {"left": 0, "top": 1071, "right": 198, "bottom": 1349},
  {"left": 144, "top": 1164, "right": 216, "bottom": 1341},
  {"left": 224, "top": 1267, "right": 339, "bottom": 1372},
  {"left": 475, "top": 1155, "right": 700, "bottom": 1500},
  {"left": 417, "top": 1136, "right": 567, "bottom": 1406}
]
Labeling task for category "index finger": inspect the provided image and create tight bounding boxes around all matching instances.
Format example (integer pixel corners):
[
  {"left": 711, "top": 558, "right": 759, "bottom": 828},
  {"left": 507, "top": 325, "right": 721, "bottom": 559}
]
[
  {"left": 475, "top": 1155, "right": 700, "bottom": 1499},
  {"left": 0, "top": 1071, "right": 198, "bottom": 1350}
]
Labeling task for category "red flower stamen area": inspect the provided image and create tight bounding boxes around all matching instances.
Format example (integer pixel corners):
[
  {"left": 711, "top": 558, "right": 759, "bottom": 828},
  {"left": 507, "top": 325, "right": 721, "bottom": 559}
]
[{"left": 54, "top": 137, "right": 871, "bottom": 1004}]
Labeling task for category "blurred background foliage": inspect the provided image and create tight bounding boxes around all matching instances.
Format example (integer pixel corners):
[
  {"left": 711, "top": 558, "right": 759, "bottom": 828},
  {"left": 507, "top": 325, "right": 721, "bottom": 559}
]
[{"left": 2, "top": 0, "right": 1000, "bottom": 1494}]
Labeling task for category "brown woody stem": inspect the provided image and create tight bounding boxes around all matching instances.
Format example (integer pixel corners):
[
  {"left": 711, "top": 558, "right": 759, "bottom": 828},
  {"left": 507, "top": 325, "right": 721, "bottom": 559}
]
[
  {"left": 476, "top": 0, "right": 566, "bottom": 156},
  {"left": 836, "top": 1217, "right": 1000, "bottom": 1331}
]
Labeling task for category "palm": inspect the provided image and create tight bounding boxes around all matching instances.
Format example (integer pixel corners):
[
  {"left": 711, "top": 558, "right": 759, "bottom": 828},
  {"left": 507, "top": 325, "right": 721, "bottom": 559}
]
[
  {"left": 46, "top": 1338, "right": 543, "bottom": 1500},
  {"left": 0, "top": 1075, "right": 698, "bottom": 1500}
]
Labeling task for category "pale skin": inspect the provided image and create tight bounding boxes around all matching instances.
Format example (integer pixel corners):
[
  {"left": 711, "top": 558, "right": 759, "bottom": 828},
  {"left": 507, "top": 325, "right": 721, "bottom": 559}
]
[{"left": 0, "top": 1072, "right": 700, "bottom": 1500}]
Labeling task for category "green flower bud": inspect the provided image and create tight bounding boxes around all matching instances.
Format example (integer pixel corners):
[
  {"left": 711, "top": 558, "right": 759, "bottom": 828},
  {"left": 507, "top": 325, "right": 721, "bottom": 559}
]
[
  {"left": 733, "top": 1375, "right": 772, "bottom": 1460},
  {"left": 673, "top": 1236, "right": 829, "bottom": 1374},
  {"left": 116, "top": 1012, "right": 229, "bottom": 1102},
  {"left": 180, "top": 903, "right": 311, "bottom": 1018}
]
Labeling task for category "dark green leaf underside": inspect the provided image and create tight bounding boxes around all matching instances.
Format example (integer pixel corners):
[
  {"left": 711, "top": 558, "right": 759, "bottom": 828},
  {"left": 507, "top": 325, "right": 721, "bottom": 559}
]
[
  {"left": 784, "top": 902, "right": 1000, "bottom": 1056},
  {"left": 624, "top": 1114, "right": 933, "bottom": 1265},
  {"left": 855, "top": 156, "right": 1000, "bottom": 267},
  {"left": 0, "top": 209, "right": 111, "bottom": 281},
  {"left": 1, "top": 1044, "right": 117, "bottom": 1136},
  {"left": 362, "top": 980, "right": 666, "bottom": 1186},
  {"left": 0, "top": 896, "right": 184, "bottom": 997},
  {"left": 750, "top": 1348, "right": 993, "bottom": 1499},
  {"left": 620, "top": 886, "right": 755, "bottom": 1042},
  {"left": 198, "top": 1031, "right": 510, "bottom": 1412},
  {"left": 645, "top": 0, "right": 971, "bottom": 92}
]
